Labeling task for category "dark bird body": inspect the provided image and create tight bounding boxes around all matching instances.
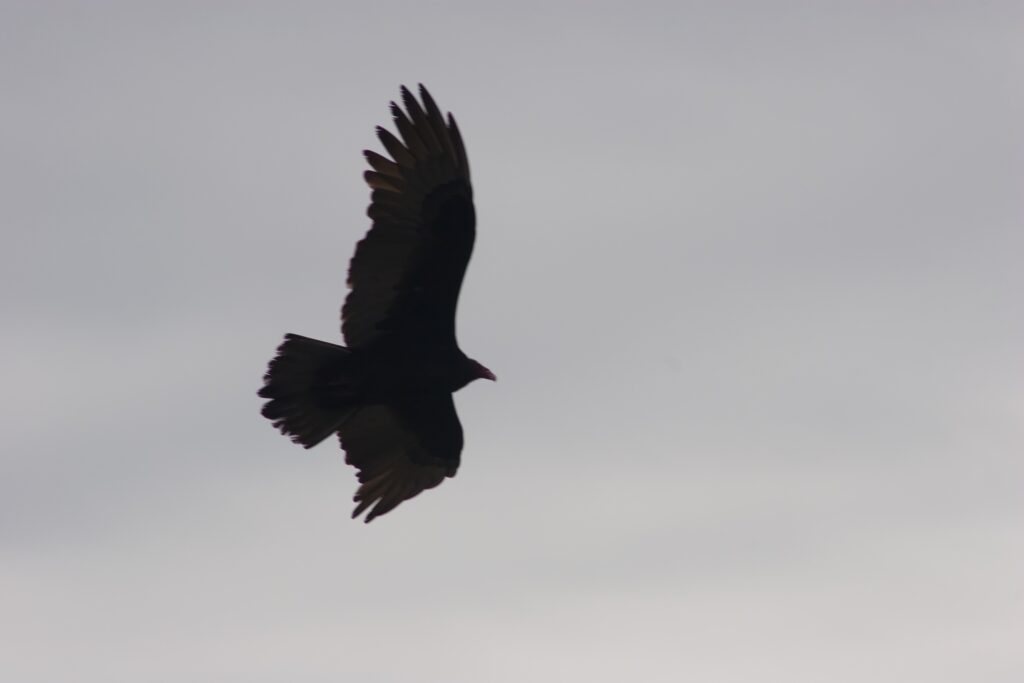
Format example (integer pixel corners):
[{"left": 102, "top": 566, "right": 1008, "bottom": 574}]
[{"left": 259, "top": 85, "right": 493, "bottom": 522}]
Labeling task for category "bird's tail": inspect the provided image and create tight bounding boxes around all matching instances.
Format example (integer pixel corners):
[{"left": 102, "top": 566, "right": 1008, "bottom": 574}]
[{"left": 259, "top": 333, "right": 359, "bottom": 448}]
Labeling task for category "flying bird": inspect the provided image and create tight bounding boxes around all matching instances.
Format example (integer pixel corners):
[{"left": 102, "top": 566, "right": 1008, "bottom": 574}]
[{"left": 259, "top": 85, "right": 494, "bottom": 522}]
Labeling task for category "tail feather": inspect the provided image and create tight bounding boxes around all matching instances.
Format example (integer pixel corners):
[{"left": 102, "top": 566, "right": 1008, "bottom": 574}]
[{"left": 259, "top": 333, "right": 357, "bottom": 448}]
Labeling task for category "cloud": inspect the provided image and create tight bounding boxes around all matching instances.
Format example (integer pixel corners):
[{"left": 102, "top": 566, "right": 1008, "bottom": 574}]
[{"left": 3, "top": 2, "right": 1022, "bottom": 681}]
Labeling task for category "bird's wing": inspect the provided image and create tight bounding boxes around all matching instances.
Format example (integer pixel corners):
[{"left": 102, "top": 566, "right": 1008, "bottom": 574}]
[
  {"left": 339, "top": 396, "right": 463, "bottom": 522},
  {"left": 342, "top": 85, "right": 475, "bottom": 350}
]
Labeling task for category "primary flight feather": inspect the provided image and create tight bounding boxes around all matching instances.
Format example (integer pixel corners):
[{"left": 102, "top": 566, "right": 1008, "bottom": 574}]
[{"left": 259, "top": 85, "right": 494, "bottom": 522}]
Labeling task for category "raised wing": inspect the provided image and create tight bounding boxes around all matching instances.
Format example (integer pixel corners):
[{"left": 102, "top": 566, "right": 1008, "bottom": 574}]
[
  {"left": 340, "top": 397, "right": 463, "bottom": 522},
  {"left": 342, "top": 85, "right": 475, "bottom": 350}
]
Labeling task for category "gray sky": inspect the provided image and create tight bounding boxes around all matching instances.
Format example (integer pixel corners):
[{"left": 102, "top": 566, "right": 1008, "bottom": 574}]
[{"left": 3, "top": 2, "right": 1023, "bottom": 681}]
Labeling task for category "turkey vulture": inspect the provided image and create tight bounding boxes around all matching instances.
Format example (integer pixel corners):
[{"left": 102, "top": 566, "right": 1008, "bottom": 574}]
[{"left": 259, "top": 85, "right": 494, "bottom": 522}]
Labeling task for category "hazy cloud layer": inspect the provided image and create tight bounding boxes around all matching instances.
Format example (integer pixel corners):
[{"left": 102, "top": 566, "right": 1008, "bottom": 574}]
[{"left": 3, "top": 2, "right": 1022, "bottom": 681}]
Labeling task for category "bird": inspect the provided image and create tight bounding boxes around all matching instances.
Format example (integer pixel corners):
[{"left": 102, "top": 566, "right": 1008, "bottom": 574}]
[{"left": 258, "top": 85, "right": 494, "bottom": 523}]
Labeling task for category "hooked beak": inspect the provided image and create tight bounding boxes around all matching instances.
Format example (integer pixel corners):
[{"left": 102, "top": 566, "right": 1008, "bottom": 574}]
[{"left": 470, "top": 359, "right": 496, "bottom": 382}]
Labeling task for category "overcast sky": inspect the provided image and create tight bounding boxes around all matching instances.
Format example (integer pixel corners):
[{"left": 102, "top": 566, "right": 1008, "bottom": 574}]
[{"left": 3, "top": 2, "right": 1023, "bottom": 682}]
